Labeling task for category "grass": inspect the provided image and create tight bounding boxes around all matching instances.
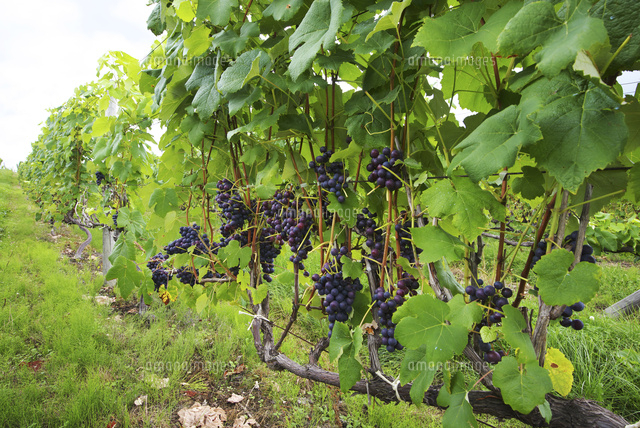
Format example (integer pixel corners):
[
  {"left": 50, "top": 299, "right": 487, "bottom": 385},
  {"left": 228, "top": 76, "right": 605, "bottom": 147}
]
[{"left": 1, "top": 166, "right": 639, "bottom": 426}]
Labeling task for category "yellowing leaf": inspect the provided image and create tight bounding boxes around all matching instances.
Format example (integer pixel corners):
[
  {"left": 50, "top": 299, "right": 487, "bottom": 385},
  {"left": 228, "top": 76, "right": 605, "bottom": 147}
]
[{"left": 544, "top": 347, "right": 574, "bottom": 396}]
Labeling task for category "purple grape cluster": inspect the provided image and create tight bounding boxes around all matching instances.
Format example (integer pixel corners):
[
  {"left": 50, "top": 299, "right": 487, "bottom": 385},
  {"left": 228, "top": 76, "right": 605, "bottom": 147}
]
[
  {"left": 112, "top": 211, "right": 118, "bottom": 227},
  {"left": 165, "top": 223, "right": 211, "bottom": 255},
  {"left": 355, "top": 208, "right": 384, "bottom": 263},
  {"left": 147, "top": 253, "right": 172, "bottom": 291},
  {"left": 259, "top": 227, "right": 282, "bottom": 283},
  {"left": 309, "top": 146, "right": 348, "bottom": 203},
  {"left": 559, "top": 301, "right": 585, "bottom": 330},
  {"left": 532, "top": 232, "right": 596, "bottom": 268},
  {"left": 215, "top": 179, "right": 252, "bottom": 237},
  {"left": 279, "top": 204, "right": 314, "bottom": 270},
  {"left": 374, "top": 274, "right": 419, "bottom": 352},
  {"left": 366, "top": 147, "right": 404, "bottom": 191},
  {"left": 95, "top": 171, "right": 106, "bottom": 185},
  {"left": 466, "top": 279, "right": 515, "bottom": 363},
  {"left": 395, "top": 218, "right": 423, "bottom": 264},
  {"left": 175, "top": 266, "right": 196, "bottom": 285},
  {"left": 313, "top": 257, "right": 363, "bottom": 338}
]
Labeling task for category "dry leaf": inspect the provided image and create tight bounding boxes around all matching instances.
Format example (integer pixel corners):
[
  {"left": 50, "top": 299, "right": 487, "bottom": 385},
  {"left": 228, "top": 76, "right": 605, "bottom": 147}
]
[
  {"left": 134, "top": 395, "right": 147, "bottom": 406},
  {"left": 177, "top": 402, "right": 227, "bottom": 428},
  {"left": 223, "top": 364, "right": 246, "bottom": 377},
  {"left": 227, "top": 393, "right": 244, "bottom": 403},
  {"left": 232, "top": 415, "right": 259, "bottom": 428},
  {"left": 184, "top": 390, "right": 198, "bottom": 398},
  {"left": 361, "top": 321, "right": 378, "bottom": 335}
]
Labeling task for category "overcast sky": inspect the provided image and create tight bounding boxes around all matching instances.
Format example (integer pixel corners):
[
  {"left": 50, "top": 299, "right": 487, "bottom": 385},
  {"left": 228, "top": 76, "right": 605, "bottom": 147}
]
[
  {"left": 0, "top": 0, "right": 157, "bottom": 170},
  {"left": 0, "top": 3, "right": 638, "bottom": 170}
]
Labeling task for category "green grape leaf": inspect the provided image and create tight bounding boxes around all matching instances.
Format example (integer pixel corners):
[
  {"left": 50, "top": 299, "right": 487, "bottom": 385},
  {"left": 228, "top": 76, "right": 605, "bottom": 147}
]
[
  {"left": 218, "top": 240, "right": 252, "bottom": 269},
  {"left": 421, "top": 177, "right": 505, "bottom": 241},
  {"left": 263, "top": 0, "right": 304, "bottom": 21},
  {"left": 447, "top": 294, "right": 483, "bottom": 329},
  {"left": 622, "top": 97, "right": 640, "bottom": 155},
  {"left": 109, "top": 232, "right": 137, "bottom": 265},
  {"left": 149, "top": 188, "right": 180, "bottom": 217},
  {"left": 147, "top": 2, "right": 165, "bottom": 35},
  {"left": 411, "top": 225, "right": 467, "bottom": 263},
  {"left": 196, "top": 0, "right": 238, "bottom": 26},
  {"left": 493, "top": 356, "right": 553, "bottom": 414},
  {"left": 511, "top": 166, "right": 545, "bottom": 200},
  {"left": 591, "top": 0, "right": 640, "bottom": 74},
  {"left": 117, "top": 208, "right": 146, "bottom": 236},
  {"left": 450, "top": 105, "right": 541, "bottom": 182},
  {"left": 366, "top": 0, "right": 411, "bottom": 42},
  {"left": 218, "top": 50, "right": 269, "bottom": 94},
  {"left": 174, "top": 0, "right": 196, "bottom": 21},
  {"left": 498, "top": 0, "right": 608, "bottom": 77},
  {"left": 414, "top": 1, "right": 521, "bottom": 59},
  {"left": 288, "top": 0, "right": 343, "bottom": 81},
  {"left": 393, "top": 295, "right": 468, "bottom": 361},
  {"left": 399, "top": 345, "right": 437, "bottom": 404},
  {"left": 434, "top": 259, "right": 466, "bottom": 296},
  {"left": 437, "top": 371, "right": 479, "bottom": 428},
  {"left": 328, "top": 323, "right": 363, "bottom": 392},
  {"left": 538, "top": 400, "right": 553, "bottom": 424},
  {"left": 341, "top": 256, "right": 363, "bottom": 280},
  {"left": 544, "top": 347, "right": 574, "bottom": 397},
  {"left": 501, "top": 305, "right": 536, "bottom": 364},
  {"left": 106, "top": 256, "right": 144, "bottom": 299},
  {"left": 480, "top": 326, "right": 499, "bottom": 343},
  {"left": 195, "top": 293, "right": 209, "bottom": 314},
  {"left": 92, "top": 117, "right": 114, "bottom": 137},
  {"left": 184, "top": 25, "right": 212, "bottom": 58},
  {"left": 533, "top": 249, "right": 601, "bottom": 306},
  {"left": 627, "top": 164, "right": 640, "bottom": 204},
  {"left": 521, "top": 72, "right": 627, "bottom": 192}
]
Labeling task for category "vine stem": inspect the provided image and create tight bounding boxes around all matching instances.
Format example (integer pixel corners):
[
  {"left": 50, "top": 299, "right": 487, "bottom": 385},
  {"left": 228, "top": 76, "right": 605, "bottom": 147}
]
[
  {"left": 512, "top": 192, "right": 557, "bottom": 307},
  {"left": 274, "top": 264, "right": 300, "bottom": 350},
  {"left": 494, "top": 169, "right": 509, "bottom": 282},
  {"left": 532, "top": 189, "right": 570, "bottom": 366}
]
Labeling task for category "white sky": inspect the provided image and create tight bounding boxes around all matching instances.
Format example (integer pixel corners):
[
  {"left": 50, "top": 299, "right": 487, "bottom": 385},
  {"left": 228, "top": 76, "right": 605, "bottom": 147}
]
[
  {"left": 0, "top": 3, "right": 638, "bottom": 170},
  {"left": 0, "top": 0, "right": 157, "bottom": 170}
]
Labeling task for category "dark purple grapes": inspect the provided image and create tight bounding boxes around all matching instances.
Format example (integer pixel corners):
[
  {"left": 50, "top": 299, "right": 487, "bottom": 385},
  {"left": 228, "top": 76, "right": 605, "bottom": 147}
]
[
  {"left": 147, "top": 253, "right": 172, "bottom": 291},
  {"left": 309, "top": 146, "right": 348, "bottom": 203},
  {"left": 95, "top": 171, "right": 106, "bottom": 185},
  {"left": 366, "top": 147, "right": 404, "bottom": 191},
  {"left": 314, "top": 257, "right": 363, "bottom": 338}
]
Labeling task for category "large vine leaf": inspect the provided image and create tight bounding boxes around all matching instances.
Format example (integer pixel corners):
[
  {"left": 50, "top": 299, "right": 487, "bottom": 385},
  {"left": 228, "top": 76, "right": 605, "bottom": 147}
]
[
  {"left": 532, "top": 249, "right": 602, "bottom": 306},
  {"left": 393, "top": 295, "right": 469, "bottom": 361},
  {"left": 450, "top": 105, "right": 542, "bottom": 182},
  {"left": 498, "top": 0, "right": 608, "bottom": 77},
  {"left": 437, "top": 371, "right": 478, "bottom": 428},
  {"left": 421, "top": 177, "right": 505, "bottom": 241},
  {"left": 218, "top": 50, "right": 269, "bottom": 94},
  {"left": 196, "top": 0, "right": 239, "bottom": 26},
  {"left": 520, "top": 71, "right": 628, "bottom": 192},
  {"left": 447, "top": 294, "right": 483, "bottom": 330},
  {"left": 493, "top": 356, "right": 553, "bottom": 414},
  {"left": 511, "top": 166, "right": 545, "bottom": 200},
  {"left": 149, "top": 188, "right": 180, "bottom": 217},
  {"left": 414, "top": 1, "right": 521, "bottom": 59},
  {"left": 106, "top": 256, "right": 144, "bottom": 299},
  {"left": 501, "top": 305, "right": 537, "bottom": 364},
  {"left": 411, "top": 225, "right": 467, "bottom": 263},
  {"left": 591, "top": 0, "right": 640, "bottom": 74},
  {"left": 328, "top": 323, "right": 363, "bottom": 392},
  {"left": 288, "top": 0, "right": 344, "bottom": 81}
]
